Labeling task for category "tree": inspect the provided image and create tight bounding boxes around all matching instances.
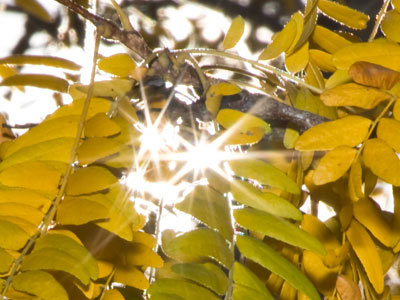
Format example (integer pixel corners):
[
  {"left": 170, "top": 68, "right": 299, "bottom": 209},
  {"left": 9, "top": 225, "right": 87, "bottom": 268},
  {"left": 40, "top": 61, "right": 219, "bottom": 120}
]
[{"left": 0, "top": 0, "right": 400, "bottom": 299}]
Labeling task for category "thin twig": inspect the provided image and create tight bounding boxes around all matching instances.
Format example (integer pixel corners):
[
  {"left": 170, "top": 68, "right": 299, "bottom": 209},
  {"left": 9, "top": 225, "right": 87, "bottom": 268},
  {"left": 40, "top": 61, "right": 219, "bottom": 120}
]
[{"left": 368, "top": 0, "right": 391, "bottom": 42}]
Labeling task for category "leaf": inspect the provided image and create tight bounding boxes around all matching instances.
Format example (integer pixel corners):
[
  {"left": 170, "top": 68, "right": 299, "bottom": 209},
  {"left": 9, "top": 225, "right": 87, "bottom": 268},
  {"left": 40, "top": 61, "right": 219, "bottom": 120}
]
[
  {"left": 84, "top": 113, "right": 121, "bottom": 137},
  {"left": 0, "top": 161, "right": 62, "bottom": 192},
  {"left": 230, "top": 180, "right": 303, "bottom": 220},
  {"left": 377, "top": 118, "right": 400, "bottom": 153},
  {"left": 258, "top": 13, "right": 298, "bottom": 60},
  {"left": 0, "top": 187, "right": 51, "bottom": 211},
  {"left": 309, "top": 49, "right": 336, "bottom": 72},
  {"left": 325, "top": 69, "right": 352, "bottom": 89},
  {"left": 148, "top": 278, "right": 219, "bottom": 300},
  {"left": 381, "top": 9, "right": 400, "bottom": 43},
  {"left": 232, "top": 284, "right": 273, "bottom": 300},
  {"left": 15, "top": 0, "right": 53, "bottom": 23},
  {"left": 0, "top": 55, "right": 81, "bottom": 70},
  {"left": 321, "top": 83, "right": 390, "bottom": 109},
  {"left": 286, "top": 12, "right": 304, "bottom": 54},
  {"left": 103, "top": 289, "right": 125, "bottom": 300},
  {"left": 124, "top": 243, "right": 163, "bottom": 268},
  {"left": 236, "top": 235, "right": 320, "bottom": 300},
  {"left": 57, "top": 197, "right": 109, "bottom": 225},
  {"left": 77, "top": 137, "right": 121, "bottom": 165},
  {"left": 171, "top": 263, "right": 228, "bottom": 295},
  {"left": 346, "top": 219, "right": 384, "bottom": 294},
  {"left": 348, "top": 159, "right": 364, "bottom": 202},
  {"left": 13, "top": 271, "right": 68, "bottom": 300},
  {"left": 175, "top": 186, "right": 233, "bottom": 242},
  {"left": 291, "top": 0, "right": 317, "bottom": 52},
  {"left": 21, "top": 248, "right": 91, "bottom": 285},
  {"left": 348, "top": 61, "right": 400, "bottom": 90},
  {"left": 208, "top": 82, "right": 241, "bottom": 96},
  {"left": 317, "top": 0, "right": 369, "bottom": 29},
  {"left": 150, "top": 294, "right": 184, "bottom": 300},
  {"left": 223, "top": 15, "right": 245, "bottom": 50},
  {"left": 34, "top": 234, "right": 98, "bottom": 280},
  {"left": 353, "top": 198, "right": 394, "bottom": 247},
  {"left": 217, "top": 109, "right": 270, "bottom": 134},
  {"left": 114, "top": 266, "right": 149, "bottom": 290},
  {"left": 333, "top": 42, "right": 400, "bottom": 72},
  {"left": 0, "top": 247, "right": 14, "bottom": 273},
  {"left": 234, "top": 208, "right": 325, "bottom": 255},
  {"left": 0, "top": 74, "right": 68, "bottom": 93},
  {"left": 335, "top": 275, "right": 362, "bottom": 300},
  {"left": 66, "top": 166, "right": 118, "bottom": 195},
  {"left": 295, "top": 116, "right": 371, "bottom": 151},
  {"left": 98, "top": 53, "right": 136, "bottom": 77},
  {"left": 394, "top": 99, "right": 400, "bottom": 121},
  {"left": 233, "top": 262, "right": 274, "bottom": 300},
  {"left": 312, "top": 146, "right": 356, "bottom": 185},
  {"left": 0, "top": 203, "right": 44, "bottom": 226},
  {"left": 311, "top": 25, "right": 352, "bottom": 54},
  {"left": 75, "top": 79, "right": 133, "bottom": 98},
  {"left": 162, "top": 228, "right": 233, "bottom": 268},
  {"left": 285, "top": 41, "right": 309, "bottom": 73},
  {"left": 229, "top": 159, "right": 300, "bottom": 194},
  {"left": 362, "top": 138, "right": 400, "bottom": 186}
]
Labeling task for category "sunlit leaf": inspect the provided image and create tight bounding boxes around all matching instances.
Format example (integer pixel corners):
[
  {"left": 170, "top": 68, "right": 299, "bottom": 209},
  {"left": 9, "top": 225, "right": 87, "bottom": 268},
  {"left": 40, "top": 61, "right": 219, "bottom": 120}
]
[
  {"left": 234, "top": 208, "right": 325, "bottom": 255},
  {"left": 114, "top": 266, "right": 149, "bottom": 290},
  {"left": 312, "top": 146, "right": 356, "bottom": 185},
  {"left": 286, "top": 12, "right": 304, "bottom": 54},
  {"left": 15, "top": 0, "right": 53, "bottom": 23},
  {"left": 295, "top": 116, "right": 371, "bottom": 151},
  {"left": 285, "top": 41, "right": 309, "bottom": 73},
  {"left": 291, "top": 0, "right": 317, "bottom": 52},
  {"left": 0, "top": 203, "right": 43, "bottom": 226},
  {"left": 233, "top": 284, "right": 272, "bottom": 300},
  {"left": 171, "top": 263, "right": 228, "bottom": 295},
  {"left": 348, "top": 159, "right": 364, "bottom": 202},
  {"left": 149, "top": 294, "right": 184, "bottom": 300},
  {"left": 66, "top": 166, "right": 118, "bottom": 195},
  {"left": 258, "top": 13, "right": 298, "bottom": 60},
  {"left": 0, "top": 247, "right": 14, "bottom": 273},
  {"left": 21, "top": 248, "right": 91, "bottom": 285},
  {"left": 229, "top": 159, "right": 300, "bottom": 194},
  {"left": 98, "top": 53, "right": 136, "bottom": 77},
  {"left": 346, "top": 219, "right": 384, "bottom": 294},
  {"left": 103, "top": 289, "right": 125, "bottom": 300},
  {"left": 57, "top": 197, "right": 109, "bottom": 225},
  {"left": 84, "top": 113, "right": 121, "bottom": 137},
  {"left": 217, "top": 109, "right": 270, "bottom": 134},
  {"left": 75, "top": 79, "right": 133, "bottom": 98},
  {"left": 309, "top": 49, "right": 335, "bottom": 72},
  {"left": 208, "top": 82, "right": 241, "bottom": 96},
  {"left": 333, "top": 42, "right": 400, "bottom": 72},
  {"left": 336, "top": 275, "right": 362, "bottom": 300},
  {"left": 0, "top": 161, "right": 62, "bottom": 192},
  {"left": 311, "top": 25, "right": 352, "bottom": 54},
  {"left": 362, "top": 138, "right": 400, "bottom": 186},
  {"left": 381, "top": 9, "right": 400, "bottom": 43},
  {"left": 236, "top": 235, "right": 320, "bottom": 300},
  {"left": 233, "top": 262, "right": 273, "bottom": 300},
  {"left": 13, "top": 271, "right": 68, "bottom": 300},
  {"left": 283, "top": 125, "right": 299, "bottom": 149},
  {"left": 124, "top": 243, "right": 163, "bottom": 268},
  {"left": 377, "top": 118, "right": 400, "bottom": 153},
  {"left": 77, "top": 137, "right": 121, "bottom": 165},
  {"left": 325, "top": 69, "right": 352, "bottom": 89},
  {"left": 176, "top": 186, "right": 233, "bottom": 242},
  {"left": 230, "top": 180, "right": 303, "bottom": 220},
  {"left": 0, "top": 55, "right": 81, "bottom": 70},
  {"left": 353, "top": 198, "right": 394, "bottom": 247},
  {"left": 223, "top": 15, "right": 245, "bottom": 50},
  {"left": 162, "top": 228, "right": 233, "bottom": 268},
  {"left": 0, "top": 74, "right": 68, "bottom": 93},
  {"left": 148, "top": 278, "right": 219, "bottom": 300},
  {"left": 317, "top": 0, "right": 369, "bottom": 29}
]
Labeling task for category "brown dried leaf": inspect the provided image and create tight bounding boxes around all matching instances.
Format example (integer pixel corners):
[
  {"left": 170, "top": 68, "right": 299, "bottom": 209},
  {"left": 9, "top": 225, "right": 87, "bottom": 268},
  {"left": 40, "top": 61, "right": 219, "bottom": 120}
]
[{"left": 336, "top": 275, "right": 361, "bottom": 300}]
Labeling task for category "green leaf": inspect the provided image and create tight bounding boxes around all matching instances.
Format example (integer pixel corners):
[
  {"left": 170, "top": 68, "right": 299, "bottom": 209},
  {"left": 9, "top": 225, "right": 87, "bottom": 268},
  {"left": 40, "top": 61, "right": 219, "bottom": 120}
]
[
  {"left": 233, "top": 284, "right": 272, "bottom": 300},
  {"left": 234, "top": 208, "right": 325, "bottom": 255},
  {"left": 0, "top": 247, "right": 14, "bottom": 273},
  {"left": 34, "top": 234, "right": 98, "bottom": 280},
  {"left": 149, "top": 294, "right": 184, "bottom": 300},
  {"left": 175, "top": 186, "right": 233, "bottom": 242},
  {"left": 236, "top": 235, "right": 320, "bottom": 300},
  {"left": 13, "top": 270, "right": 68, "bottom": 300},
  {"left": 228, "top": 159, "right": 300, "bottom": 194},
  {"left": 0, "top": 55, "right": 81, "bottom": 70},
  {"left": 0, "top": 74, "right": 69, "bottom": 93},
  {"left": 233, "top": 262, "right": 274, "bottom": 300},
  {"left": 66, "top": 166, "right": 118, "bottom": 195},
  {"left": 223, "top": 15, "right": 245, "bottom": 50},
  {"left": 163, "top": 228, "right": 233, "bottom": 268},
  {"left": 171, "top": 263, "right": 228, "bottom": 295},
  {"left": 21, "top": 247, "right": 91, "bottom": 285},
  {"left": 148, "top": 278, "right": 219, "bottom": 300},
  {"left": 230, "top": 180, "right": 302, "bottom": 220},
  {"left": 57, "top": 197, "right": 109, "bottom": 225}
]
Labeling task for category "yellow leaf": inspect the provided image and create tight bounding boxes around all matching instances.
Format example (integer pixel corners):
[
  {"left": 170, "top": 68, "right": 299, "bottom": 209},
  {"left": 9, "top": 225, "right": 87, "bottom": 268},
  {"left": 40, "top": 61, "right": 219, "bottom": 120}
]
[
  {"left": 84, "top": 113, "right": 121, "bottom": 137},
  {"left": 353, "top": 198, "right": 394, "bottom": 247},
  {"left": 346, "top": 219, "right": 384, "bottom": 294},
  {"left": 309, "top": 49, "right": 336, "bottom": 72},
  {"left": 286, "top": 12, "right": 304, "bottom": 54},
  {"left": 0, "top": 64, "right": 17, "bottom": 80},
  {"left": 217, "top": 109, "right": 270, "bottom": 134},
  {"left": 77, "top": 138, "right": 120, "bottom": 165},
  {"left": 220, "top": 127, "right": 265, "bottom": 146},
  {"left": 125, "top": 243, "right": 164, "bottom": 268},
  {"left": 258, "top": 13, "right": 298, "bottom": 60},
  {"left": 317, "top": 0, "right": 369, "bottom": 29},
  {"left": 131, "top": 231, "right": 157, "bottom": 248},
  {"left": 381, "top": 9, "right": 400, "bottom": 43},
  {"left": 205, "top": 94, "right": 222, "bottom": 116},
  {"left": 311, "top": 25, "right": 352, "bottom": 54},
  {"left": 333, "top": 42, "right": 400, "bottom": 72},
  {"left": 74, "top": 79, "right": 133, "bottom": 98},
  {"left": 0, "top": 248, "right": 14, "bottom": 274},
  {"left": 377, "top": 118, "right": 400, "bottom": 153},
  {"left": 321, "top": 83, "right": 390, "bottom": 109},
  {"left": 0, "top": 218, "right": 30, "bottom": 250},
  {"left": 0, "top": 55, "right": 81, "bottom": 70},
  {"left": 283, "top": 125, "right": 299, "bottom": 149},
  {"left": 222, "top": 15, "right": 245, "bottom": 50},
  {"left": 208, "top": 82, "right": 241, "bottom": 96},
  {"left": 97, "top": 260, "right": 114, "bottom": 279},
  {"left": 0, "top": 161, "right": 62, "bottom": 192},
  {"left": 0, "top": 203, "right": 43, "bottom": 227},
  {"left": 103, "top": 289, "right": 125, "bottom": 300},
  {"left": 305, "top": 59, "right": 325, "bottom": 90},
  {"left": 325, "top": 69, "right": 352, "bottom": 89},
  {"left": 285, "top": 41, "right": 309, "bottom": 73},
  {"left": 348, "top": 159, "right": 364, "bottom": 202},
  {"left": 0, "top": 74, "right": 68, "bottom": 93},
  {"left": 66, "top": 166, "right": 118, "bottom": 195},
  {"left": 114, "top": 266, "right": 149, "bottom": 290},
  {"left": 0, "top": 187, "right": 51, "bottom": 212},
  {"left": 335, "top": 275, "right": 362, "bottom": 300},
  {"left": 362, "top": 138, "right": 400, "bottom": 186},
  {"left": 295, "top": 116, "right": 371, "bottom": 151},
  {"left": 98, "top": 53, "right": 136, "bottom": 77},
  {"left": 394, "top": 99, "right": 400, "bottom": 121},
  {"left": 15, "top": 0, "right": 53, "bottom": 23},
  {"left": 312, "top": 146, "right": 356, "bottom": 185}
]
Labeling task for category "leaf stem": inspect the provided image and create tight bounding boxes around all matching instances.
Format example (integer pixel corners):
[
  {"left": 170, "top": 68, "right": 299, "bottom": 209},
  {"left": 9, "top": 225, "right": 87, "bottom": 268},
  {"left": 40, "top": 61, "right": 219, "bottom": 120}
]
[{"left": 368, "top": 0, "right": 391, "bottom": 42}]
